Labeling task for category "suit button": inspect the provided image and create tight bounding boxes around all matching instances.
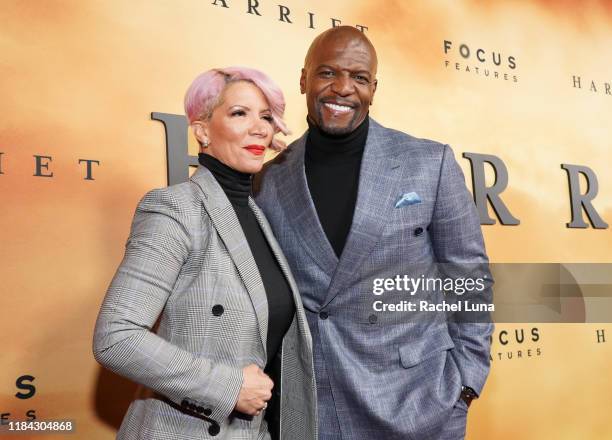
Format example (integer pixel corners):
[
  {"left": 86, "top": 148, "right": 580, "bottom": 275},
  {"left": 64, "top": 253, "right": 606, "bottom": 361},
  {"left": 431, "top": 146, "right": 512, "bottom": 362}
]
[
  {"left": 180, "top": 399, "right": 189, "bottom": 408},
  {"left": 203, "top": 408, "right": 212, "bottom": 416},
  {"left": 368, "top": 314, "right": 378, "bottom": 324},
  {"left": 212, "top": 305, "right": 224, "bottom": 316},
  {"left": 208, "top": 424, "right": 220, "bottom": 436},
  {"left": 319, "top": 311, "right": 329, "bottom": 320},
  {"left": 414, "top": 227, "right": 424, "bottom": 236},
  {"left": 196, "top": 406, "right": 204, "bottom": 413}
]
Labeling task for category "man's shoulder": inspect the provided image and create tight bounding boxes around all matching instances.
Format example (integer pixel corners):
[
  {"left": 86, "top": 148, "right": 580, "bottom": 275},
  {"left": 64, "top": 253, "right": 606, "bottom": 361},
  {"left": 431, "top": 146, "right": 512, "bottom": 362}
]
[
  {"left": 253, "top": 137, "right": 303, "bottom": 196},
  {"left": 261, "top": 148, "right": 293, "bottom": 174},
  {"left": 370, "top": 118, "right": 448, "bottom": 156}
]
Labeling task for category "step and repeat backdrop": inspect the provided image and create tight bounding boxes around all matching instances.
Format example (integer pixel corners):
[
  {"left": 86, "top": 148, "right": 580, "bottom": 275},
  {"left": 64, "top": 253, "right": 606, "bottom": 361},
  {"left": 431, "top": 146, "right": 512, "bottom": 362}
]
[{"left": 1, "top": 1, "right": 611, "bottom": 438}]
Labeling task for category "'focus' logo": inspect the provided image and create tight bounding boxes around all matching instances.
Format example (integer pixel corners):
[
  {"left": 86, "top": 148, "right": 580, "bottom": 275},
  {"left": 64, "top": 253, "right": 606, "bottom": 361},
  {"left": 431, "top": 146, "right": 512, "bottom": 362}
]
[{"left": 443, "top": 40, "right": 518, "bottom": 83}]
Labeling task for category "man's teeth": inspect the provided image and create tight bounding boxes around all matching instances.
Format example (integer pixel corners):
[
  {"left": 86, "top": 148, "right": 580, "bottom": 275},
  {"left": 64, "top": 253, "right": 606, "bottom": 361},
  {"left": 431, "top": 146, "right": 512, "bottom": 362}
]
[{"left": 325, "top": 103, "right": 352, "bottom": 113}]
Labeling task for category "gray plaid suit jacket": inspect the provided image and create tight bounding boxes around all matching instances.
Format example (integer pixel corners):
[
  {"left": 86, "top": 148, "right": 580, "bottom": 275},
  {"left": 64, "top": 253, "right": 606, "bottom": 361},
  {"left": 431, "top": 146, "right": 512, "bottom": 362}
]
[
  {"left": 254, "top": 118, "right": 493, "bottom": 440},
  {"left": 93, "top": 166, "right": 317, "bottom": 440}
]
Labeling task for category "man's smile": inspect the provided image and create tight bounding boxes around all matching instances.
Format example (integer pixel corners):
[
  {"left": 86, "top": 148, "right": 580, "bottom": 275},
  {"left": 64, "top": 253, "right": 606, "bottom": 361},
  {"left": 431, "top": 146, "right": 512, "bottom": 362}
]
[
  {"left": 324, "top": 102, "right": 353, "bottom": 114},
  {"left": 321, "top": 99, "right": 357, "bottom": 117}
]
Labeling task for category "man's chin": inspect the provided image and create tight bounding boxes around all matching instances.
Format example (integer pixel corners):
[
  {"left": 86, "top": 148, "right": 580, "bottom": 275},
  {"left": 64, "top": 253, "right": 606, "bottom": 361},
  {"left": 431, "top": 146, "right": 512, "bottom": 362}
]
[{"left": 319, "top": 122, "right": 354, "bottom": 136}]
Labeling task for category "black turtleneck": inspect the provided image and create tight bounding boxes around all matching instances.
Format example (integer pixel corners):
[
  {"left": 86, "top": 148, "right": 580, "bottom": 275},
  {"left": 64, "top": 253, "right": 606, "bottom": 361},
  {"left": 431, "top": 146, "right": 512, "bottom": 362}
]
[
  {"left": 198, "top": 153, "right": 294, "bottom": 369},
  {"left": 305, "top": 116, "right": 369, "bottom": 258}
]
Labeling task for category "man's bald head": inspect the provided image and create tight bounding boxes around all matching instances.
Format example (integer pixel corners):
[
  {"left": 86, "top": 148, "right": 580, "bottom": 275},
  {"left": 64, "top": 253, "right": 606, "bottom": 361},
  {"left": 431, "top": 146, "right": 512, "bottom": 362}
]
[
  {"left": 300, "top": 26, "right": 378, "bottom": 135},
  {"left": 304, "top": 26, "right": 378, "bottom": 74}
]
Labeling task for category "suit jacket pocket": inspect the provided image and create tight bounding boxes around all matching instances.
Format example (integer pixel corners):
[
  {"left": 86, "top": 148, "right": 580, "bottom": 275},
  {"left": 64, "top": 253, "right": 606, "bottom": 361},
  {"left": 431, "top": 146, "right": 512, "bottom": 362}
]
[{"left": 398, "top": 328, "right": 455, "bottom": 368}]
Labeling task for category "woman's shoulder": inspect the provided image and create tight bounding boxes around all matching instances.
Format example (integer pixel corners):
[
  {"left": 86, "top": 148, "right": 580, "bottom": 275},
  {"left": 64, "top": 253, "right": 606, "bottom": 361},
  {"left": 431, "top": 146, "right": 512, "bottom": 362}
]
[{"left": 135, "top": 180, "right": 206, "bottom": 229}]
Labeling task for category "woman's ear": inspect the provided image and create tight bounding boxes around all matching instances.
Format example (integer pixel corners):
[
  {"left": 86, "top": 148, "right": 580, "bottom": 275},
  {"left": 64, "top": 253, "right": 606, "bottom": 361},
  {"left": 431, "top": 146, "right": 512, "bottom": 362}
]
[{"left": 191, "top": 121, "right": 209, "bottom": 146}]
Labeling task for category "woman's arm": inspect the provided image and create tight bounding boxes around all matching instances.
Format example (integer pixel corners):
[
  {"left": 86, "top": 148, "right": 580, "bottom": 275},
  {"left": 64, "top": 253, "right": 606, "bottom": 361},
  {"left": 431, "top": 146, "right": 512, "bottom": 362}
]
[{"left": 92, "top": 188, "right": 243, "bottom": 423}]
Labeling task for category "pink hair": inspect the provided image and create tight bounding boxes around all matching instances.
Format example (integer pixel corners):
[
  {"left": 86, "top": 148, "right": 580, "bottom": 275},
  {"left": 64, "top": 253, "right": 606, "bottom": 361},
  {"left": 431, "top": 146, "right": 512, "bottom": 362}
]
[{"left": 184, "top": 67, "right": 290, "bottom": 142}]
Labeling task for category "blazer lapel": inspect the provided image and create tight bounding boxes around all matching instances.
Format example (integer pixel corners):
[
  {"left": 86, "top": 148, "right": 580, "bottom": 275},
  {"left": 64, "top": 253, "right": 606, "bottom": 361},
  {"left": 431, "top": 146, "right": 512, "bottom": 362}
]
[
  {"left": 323, "top": 119, "right": 404, "bottom": 307},
  {"left": 249, "top": 199, "right": 312, "bottom": 349},
  {"left": 191, "top": 167, "right": 268, "bottom": 360},
  {"left": 275, "top": 133, "right": 339, "bottom": 277}
]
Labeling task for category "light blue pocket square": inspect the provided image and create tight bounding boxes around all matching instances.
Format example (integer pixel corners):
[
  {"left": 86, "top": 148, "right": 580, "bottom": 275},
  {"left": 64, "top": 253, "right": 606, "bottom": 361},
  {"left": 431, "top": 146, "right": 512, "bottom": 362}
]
[{"left": 395, "top": 192, "right": 421, "bottom": 208}]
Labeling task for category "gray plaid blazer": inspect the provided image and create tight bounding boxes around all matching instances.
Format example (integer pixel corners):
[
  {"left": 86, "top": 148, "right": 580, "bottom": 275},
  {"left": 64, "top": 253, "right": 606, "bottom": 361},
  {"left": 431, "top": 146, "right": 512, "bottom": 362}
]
[
  {"left": 255, "top": 118, "right": 493, "bottom": 440},
  {"left": 93, "top": 166, "right": 317, "bottom": 440}
]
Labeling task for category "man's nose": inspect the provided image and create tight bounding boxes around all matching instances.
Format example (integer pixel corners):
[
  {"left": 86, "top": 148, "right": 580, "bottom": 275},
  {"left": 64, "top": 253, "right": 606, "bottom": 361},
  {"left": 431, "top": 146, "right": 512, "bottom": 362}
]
[{"left": 331, "top": 74, "right": 355, "bottom": 96}]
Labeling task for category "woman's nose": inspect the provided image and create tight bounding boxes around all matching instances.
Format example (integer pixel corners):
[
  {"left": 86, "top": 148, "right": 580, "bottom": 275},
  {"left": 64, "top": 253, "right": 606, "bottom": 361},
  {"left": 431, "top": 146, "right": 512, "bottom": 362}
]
[{"left": 250, "top": 118, "right": 270, "bottom": 138}]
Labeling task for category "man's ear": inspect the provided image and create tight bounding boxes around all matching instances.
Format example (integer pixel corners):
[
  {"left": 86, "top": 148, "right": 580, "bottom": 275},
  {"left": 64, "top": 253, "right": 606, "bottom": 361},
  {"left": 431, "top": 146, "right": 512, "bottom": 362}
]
[
  {"left": 191, "top": 121, "right": 209, "bottom": 145},
  {"left": 300, "top": 68, "right": 307, "bottom": 94},
  {"left": 371, "top": 79, "right": 378, "bottom": 105}
]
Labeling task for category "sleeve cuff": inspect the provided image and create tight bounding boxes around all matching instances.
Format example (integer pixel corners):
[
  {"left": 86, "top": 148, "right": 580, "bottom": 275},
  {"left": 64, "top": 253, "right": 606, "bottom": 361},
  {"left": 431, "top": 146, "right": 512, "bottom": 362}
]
[{"left": 208, "top": 365, "right": 244, "bottom": 422}]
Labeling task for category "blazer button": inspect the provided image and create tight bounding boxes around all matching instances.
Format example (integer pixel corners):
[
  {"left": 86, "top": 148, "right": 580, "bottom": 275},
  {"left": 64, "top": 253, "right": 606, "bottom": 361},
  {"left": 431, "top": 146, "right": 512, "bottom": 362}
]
[
  {"left": 212, "top": 305, "right": 224, "bottom": 316},
  {"left": 208, "top": 424, "right": 221, "bottom": 436},
  {"left": 196, "top": 406, "right": 204, "bottom": 414},
  {"left": 203, "top": 408, "right": 212, "bottom": 416},
  {"left": 319, "top": 311, "right": 329, "bottom": 320},
  {"left": 368, "top": 314, "right": 378, "bottom": 324},
  {"left": 414, "top": 227, "right": 424, "bottom": 236}
]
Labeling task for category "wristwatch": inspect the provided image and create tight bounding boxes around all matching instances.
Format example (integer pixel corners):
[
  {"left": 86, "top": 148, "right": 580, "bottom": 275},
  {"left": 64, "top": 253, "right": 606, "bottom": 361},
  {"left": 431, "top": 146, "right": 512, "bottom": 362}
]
[{"left": 460, "top": 386, "right": 478, "bottom": 407}]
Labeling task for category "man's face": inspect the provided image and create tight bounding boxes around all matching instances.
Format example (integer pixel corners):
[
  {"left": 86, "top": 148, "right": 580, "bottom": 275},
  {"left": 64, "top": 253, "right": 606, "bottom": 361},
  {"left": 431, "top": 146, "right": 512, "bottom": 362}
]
[{"left": 301, "top": 36, "right": 377, "bottom": 135}]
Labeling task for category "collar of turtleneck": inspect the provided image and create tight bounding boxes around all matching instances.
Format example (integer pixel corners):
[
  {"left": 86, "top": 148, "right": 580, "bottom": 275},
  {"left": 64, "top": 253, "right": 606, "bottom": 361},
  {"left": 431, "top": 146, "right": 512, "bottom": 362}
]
[
  {"left": 198, "top": 153, "right": 251, "bottom": 206},
  {"left": 305, "top": 115, "right": 369, "bottom": 164}
]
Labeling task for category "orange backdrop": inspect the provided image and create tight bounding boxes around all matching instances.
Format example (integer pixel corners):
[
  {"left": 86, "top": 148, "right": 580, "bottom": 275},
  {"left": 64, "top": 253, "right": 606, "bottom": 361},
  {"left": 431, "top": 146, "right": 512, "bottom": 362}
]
[{"left": 1, "top": 1, "right": 611, "bottom": 438}]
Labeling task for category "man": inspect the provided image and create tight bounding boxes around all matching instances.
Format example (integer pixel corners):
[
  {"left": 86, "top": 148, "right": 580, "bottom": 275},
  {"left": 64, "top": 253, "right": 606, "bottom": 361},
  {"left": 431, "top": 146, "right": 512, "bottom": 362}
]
[{"left": 255, "top": 26, "right": 493, "bottom": 440}]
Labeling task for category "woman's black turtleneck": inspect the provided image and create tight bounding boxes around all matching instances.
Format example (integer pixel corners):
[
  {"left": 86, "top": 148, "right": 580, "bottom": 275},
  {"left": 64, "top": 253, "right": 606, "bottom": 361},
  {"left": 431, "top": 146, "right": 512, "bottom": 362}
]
[
  {"left": 198, "top": 153, "right": 294, "bottom": 366},
  {"left": 305, "top": 116, "right": 369, "bottom": 258}
]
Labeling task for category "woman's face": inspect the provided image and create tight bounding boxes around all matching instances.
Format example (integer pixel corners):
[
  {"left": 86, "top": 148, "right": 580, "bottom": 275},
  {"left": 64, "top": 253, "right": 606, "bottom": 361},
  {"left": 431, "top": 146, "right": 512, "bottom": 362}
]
[{"left": 195, "top": 81, "right": 275, "bottom": 174}]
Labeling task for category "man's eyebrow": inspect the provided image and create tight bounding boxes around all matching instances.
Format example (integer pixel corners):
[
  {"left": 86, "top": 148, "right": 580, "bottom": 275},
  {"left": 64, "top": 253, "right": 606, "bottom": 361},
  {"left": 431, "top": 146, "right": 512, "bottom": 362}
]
[{"left": 316, "top": 64, "right": 372, "bottom": 76}]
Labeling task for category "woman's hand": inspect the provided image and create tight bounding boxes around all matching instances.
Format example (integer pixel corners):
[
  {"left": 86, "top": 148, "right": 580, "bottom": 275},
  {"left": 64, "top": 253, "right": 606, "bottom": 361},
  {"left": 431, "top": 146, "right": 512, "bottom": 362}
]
[{"left": 235, "top": 364, "right": 274, "bottom": 416}]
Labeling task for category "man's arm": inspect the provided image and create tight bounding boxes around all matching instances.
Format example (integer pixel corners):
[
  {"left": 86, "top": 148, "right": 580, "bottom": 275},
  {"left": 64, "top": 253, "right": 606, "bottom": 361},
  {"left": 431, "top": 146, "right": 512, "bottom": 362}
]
[{"left": 429, "top": 145, "right": 494, "bottom": 397}]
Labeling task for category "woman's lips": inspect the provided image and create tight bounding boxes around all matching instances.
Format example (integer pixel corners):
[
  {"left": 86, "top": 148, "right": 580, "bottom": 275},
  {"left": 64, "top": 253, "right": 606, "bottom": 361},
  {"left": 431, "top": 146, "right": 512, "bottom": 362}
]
[{"left": 244, "top": 144, "right": 266, "bottom": 156}]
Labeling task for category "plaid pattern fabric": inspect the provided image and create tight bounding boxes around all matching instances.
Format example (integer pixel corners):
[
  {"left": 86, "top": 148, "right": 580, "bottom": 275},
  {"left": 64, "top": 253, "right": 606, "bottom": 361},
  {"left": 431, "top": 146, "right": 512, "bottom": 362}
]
[
  {"left": 93, "top": 167, "right": 317, "bottom": 440},
  {"left": 255, "top": 118, "right": 493, "bottom": 440}
]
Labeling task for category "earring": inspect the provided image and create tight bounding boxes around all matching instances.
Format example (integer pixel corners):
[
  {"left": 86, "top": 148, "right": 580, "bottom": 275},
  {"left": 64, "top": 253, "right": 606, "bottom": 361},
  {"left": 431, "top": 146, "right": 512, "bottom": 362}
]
[{"left": 203, "top": 140, "right": 209, "bottom": 148}]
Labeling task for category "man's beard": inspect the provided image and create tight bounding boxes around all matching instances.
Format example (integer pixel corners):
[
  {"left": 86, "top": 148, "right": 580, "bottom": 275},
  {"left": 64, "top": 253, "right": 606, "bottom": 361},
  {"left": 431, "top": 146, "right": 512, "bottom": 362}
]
[{"left": 315, "top": 104, "right": 360, "bottom": 136}]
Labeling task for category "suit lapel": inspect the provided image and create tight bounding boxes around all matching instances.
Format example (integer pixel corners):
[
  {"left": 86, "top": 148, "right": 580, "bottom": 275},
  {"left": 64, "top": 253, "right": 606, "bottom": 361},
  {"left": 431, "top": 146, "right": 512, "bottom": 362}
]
[
  {"left": 275, "top": 134, "right": 339, "bottom": 277},
  {"left": 190, "top": 167, "right": 268, "bottom": 360},
  {"left": 323, "top": 119, "right": 404, "bottom": 307},
  {"left": 249, "top": 199, "right": 311, "bottom": 348}
]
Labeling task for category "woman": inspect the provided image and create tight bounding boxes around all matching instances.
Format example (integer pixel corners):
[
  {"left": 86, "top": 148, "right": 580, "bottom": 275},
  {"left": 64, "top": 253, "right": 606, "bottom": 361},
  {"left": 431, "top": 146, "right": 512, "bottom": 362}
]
[{"left": 93, "top": 67, "right": 317, "bottom": 440}]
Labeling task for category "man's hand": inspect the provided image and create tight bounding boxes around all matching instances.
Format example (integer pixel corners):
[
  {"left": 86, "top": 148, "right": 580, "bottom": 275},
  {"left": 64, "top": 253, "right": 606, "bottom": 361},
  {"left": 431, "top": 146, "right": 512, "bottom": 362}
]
[{"left": 234, "top": 364, "right": 274, "bottom": 416}]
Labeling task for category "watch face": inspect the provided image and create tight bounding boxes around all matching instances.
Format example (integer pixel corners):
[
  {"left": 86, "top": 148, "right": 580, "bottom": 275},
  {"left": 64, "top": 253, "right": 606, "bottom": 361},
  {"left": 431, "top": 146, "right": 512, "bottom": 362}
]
[{"left": 460, "top": 387, "right": 477, "bottom": 407}]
